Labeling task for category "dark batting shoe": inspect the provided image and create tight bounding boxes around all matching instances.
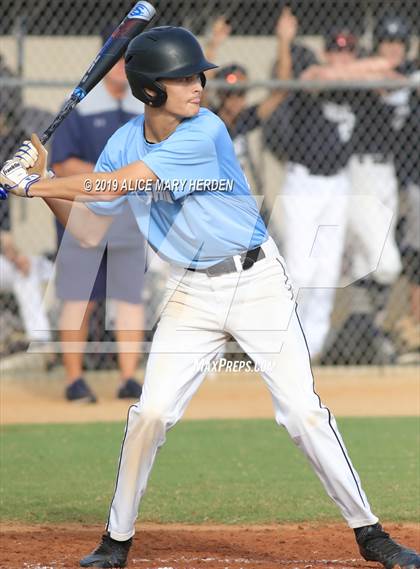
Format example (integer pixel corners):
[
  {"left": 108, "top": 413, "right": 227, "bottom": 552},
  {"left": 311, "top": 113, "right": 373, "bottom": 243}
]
[
  {"left": 117, "top": 378, "right": 142, "bottom": 399},
  {"left": 65, "top": 378, "right": 97, "bottom": 403},
  {"left": 355, "top": 523, "right": 420, "bottom": 569},
  {"left": 80, "top": 533, "right": 132, "bottom": 568}
]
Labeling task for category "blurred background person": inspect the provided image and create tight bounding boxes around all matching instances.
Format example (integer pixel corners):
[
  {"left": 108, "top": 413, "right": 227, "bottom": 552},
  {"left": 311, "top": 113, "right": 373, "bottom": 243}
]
[
  {"left": 0, "top": 57, "right": 53, "bottom": 354},
  {"left": 200, "top": 8, "right": 296, "bottom": 366},
  {"left": 263, "top": 20, "right": 401, "bottom": 360},
  {"left": 0, "top": 200, "right": 53, "bottom": 354},
  {"left": 394, "top": 64, "right": 420, "bottom": 364},
  {"left": 51, "top": 27, "right": 146, "bottom": 403},
  {"left": 267, "top": 29, "right": 358, "bottom": 360},
  {"left": 341, "top": 14, "right": 417, "bottom": 364},
  {"left": 205, "top": 8, "right": 297, "bottom": 180}
]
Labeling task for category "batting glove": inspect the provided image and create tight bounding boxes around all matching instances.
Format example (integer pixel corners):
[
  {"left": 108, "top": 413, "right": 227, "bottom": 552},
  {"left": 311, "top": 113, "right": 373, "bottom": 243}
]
[
  {"left": 0, "top": 186, "right": 8, "bottom": 200},
  {"left": 14, "top": 139, "right": 39, "bottom": 169},
  {"left": 15, "top": 133, "right": 53, "bottom": 180},
  {"left": 0, "top": 159, "right": 40, "bottom": 197}
]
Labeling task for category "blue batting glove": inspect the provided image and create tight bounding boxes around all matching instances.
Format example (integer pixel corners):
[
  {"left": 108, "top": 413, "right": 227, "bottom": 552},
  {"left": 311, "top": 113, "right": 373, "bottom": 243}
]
[{"left": 0, "top": 186, "right": 8, "bottom": 200}]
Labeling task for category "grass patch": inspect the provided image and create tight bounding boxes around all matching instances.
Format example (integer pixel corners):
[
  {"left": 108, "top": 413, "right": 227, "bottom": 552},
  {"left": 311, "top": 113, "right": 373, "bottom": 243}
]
[{"left": 1, "top": 418, "right": 418, "bottom": 524}]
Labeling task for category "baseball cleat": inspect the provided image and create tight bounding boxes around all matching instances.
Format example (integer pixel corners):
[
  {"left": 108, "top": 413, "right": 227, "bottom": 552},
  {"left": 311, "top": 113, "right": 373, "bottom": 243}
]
[
  {"left": 355, "top": 523, "right": 420, "bottom": 569},
  {"left": 79, "top": 533, "right": 132, "bottom": 568}
]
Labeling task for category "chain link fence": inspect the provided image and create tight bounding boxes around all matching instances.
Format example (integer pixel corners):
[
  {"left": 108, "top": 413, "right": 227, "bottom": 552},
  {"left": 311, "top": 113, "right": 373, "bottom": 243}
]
[{"left": 0, "top": 0, "right": 419, "bottom": 370}]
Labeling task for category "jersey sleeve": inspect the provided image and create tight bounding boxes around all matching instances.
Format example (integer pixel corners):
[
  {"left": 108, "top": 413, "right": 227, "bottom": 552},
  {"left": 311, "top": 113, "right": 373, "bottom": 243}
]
[
  {"left": 141, "top": 130, "right": 219, "bottom": 200},
  {"left": 85, "top": 139, "right": 128, "bottom": 216},
  {"left": 50, "top": 109, "right": 85, "bottom": 165}
]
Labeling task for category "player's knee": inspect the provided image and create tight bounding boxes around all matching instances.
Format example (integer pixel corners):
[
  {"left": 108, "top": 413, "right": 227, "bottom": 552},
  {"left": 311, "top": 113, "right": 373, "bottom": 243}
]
[
  {"left": 275, "top": 403, "right": 327, "bottom": 436},
  {"left": 138, "top": 405, "right": 174, "bottom": 431}
]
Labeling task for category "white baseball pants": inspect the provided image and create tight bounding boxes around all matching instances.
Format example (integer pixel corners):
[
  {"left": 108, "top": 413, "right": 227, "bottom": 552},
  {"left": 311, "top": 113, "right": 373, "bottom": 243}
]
[
  {"left": 281, "top": 164, "right": 350, "bottom": 357},
  {"left": 106, "top": 237, "right": 377, "bottom": 540},
  {"left": 0, "top": 255, "right": 52, "bottom": 342},
  {"left": 348, "top": 155, "right": 402, "bottom": 285}
]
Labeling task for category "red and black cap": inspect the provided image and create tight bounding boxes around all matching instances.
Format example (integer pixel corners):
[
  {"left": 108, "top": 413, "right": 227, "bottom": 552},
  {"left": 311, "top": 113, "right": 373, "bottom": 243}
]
[
  {"left": 325, "top": 30, "right": 357, "bottom": 52},
  {"left": 214, "top": 64, "right": 248, "bottom": 96}
]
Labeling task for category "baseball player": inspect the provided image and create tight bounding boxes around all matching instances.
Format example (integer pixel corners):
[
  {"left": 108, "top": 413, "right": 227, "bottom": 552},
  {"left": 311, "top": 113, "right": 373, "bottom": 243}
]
[
  {"left": 205, "top": 9, "right": 296, "bottom": 174},
  {"left": 394, "top": 66, "right": 420, "bottom": 363},
  {"left": 1, "top": 27, "right": 419, "bottom": 569},
  {"left": 270, "top": 31, "right": 358, "bottom": 359},
  {"left": 271, "top": 27, "right": 407, "bottom": 359},
  {"left": 346, "top": 14, "right": 417, "bottom": 359}
]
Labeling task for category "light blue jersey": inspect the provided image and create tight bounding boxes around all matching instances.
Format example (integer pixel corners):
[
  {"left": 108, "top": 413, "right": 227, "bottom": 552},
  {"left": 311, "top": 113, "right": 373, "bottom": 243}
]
[{"left": 87, "top": 107, "right": 267, "bottom": 268}]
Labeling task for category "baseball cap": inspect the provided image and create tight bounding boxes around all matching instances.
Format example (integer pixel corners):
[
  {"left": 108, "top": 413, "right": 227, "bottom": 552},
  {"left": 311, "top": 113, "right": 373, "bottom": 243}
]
[
  {"left": 325, "top": 30, "right": 357, "bottom": 52},
  {"left": 214, "top": 64, "right": 248, "bottom": 96}
]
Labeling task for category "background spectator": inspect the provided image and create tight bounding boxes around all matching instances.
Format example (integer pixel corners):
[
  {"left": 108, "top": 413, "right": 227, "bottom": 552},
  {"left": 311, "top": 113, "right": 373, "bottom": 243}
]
[
  {"left": 0, "top": 59, "right": 53, "bottom": 353},
  {"left": 51, "top": 28, "right": 146, "bottom": 403},
  {"left": 394, "top": 67, "right": 420, "bottom": 364}
]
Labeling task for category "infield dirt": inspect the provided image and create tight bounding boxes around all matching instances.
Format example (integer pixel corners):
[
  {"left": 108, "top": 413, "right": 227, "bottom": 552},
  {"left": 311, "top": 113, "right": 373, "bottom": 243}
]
[
  {"left": 1, "top": 522, "right": 419, "bottom": 569},
  {"left": 1, "top": 366, "right": 419, "bottom": 568}
]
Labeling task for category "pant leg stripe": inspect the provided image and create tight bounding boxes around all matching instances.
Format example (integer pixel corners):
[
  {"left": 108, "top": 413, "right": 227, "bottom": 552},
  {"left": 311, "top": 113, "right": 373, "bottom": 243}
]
[
  {"left": 294, "top": 304, "right": 367, "bottom": 508},
  {"left": 106, "top": 402, "right": 137, "bottom": 532}
]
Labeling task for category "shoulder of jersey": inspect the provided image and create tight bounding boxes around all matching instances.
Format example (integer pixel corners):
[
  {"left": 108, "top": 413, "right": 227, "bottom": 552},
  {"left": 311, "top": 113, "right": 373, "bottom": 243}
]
[
  {"left": 104, "top": 114, "right": 144, "bottom": 149},
  {"left": 185, "top": 107, "right": 226, "bottom": 135}
]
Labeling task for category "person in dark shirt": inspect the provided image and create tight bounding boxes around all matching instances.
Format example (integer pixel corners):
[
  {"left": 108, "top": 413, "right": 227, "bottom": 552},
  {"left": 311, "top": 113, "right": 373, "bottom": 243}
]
[
  {"left": 273, "top": 31, "right": 358, "bottom": 359},
  {"left": 51, "top": 30, "right": 146, "bottom": 403},
  {"left": 344, "top": 15, "right": 418, "bottom": 362},
  {"left": 395, "top": 74, "right": 420, "bottom": 363},
  {"left": 205, "top": 9, "right": 296, "bottom": 186},
  {"left": 264, "top": 27, "right": 402, "bottom": 359}
]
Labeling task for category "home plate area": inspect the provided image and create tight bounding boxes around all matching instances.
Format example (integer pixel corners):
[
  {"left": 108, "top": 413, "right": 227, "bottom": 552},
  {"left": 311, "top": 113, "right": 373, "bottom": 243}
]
[{"left": 2, "top": 523, "right": 419, "bottom": 569}]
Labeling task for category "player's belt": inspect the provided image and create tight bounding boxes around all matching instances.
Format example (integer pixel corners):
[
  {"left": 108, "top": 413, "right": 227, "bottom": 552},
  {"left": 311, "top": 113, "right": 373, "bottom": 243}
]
[{"left": 187, "top": 245, "right": 265, "bottom": 276}]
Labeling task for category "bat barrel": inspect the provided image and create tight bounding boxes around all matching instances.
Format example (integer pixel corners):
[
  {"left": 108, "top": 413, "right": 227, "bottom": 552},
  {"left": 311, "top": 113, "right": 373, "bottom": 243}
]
[{"left": 39, "top": 1, "right": 156, "bottom": 144}]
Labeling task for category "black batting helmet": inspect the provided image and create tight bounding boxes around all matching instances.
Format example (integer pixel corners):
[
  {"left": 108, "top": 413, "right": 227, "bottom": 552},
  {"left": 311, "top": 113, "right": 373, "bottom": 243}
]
[
  {"left": 125, "top": 26, "right": 218, "bottom": 107},
  {"left": 374, "top": 15, "right": 411, "bottom": 50}
]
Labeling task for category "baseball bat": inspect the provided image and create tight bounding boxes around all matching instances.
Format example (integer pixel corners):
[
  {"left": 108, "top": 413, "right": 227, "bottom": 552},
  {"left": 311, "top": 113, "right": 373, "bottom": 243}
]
[{"left": 40, "top": 1, "right": 156, "bottom": 145}]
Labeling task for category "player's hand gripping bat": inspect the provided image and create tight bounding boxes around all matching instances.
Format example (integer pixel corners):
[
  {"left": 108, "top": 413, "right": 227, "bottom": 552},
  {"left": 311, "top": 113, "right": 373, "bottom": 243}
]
[{"left": 0, "top": 2, "right": 156, "bottom": 199}]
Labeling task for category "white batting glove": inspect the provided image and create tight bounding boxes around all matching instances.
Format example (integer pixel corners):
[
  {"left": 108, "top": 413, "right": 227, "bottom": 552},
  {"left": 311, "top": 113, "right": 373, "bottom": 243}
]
[
  {"left": 15, "top": 134, "right": 53, "bottom": 177},
  {"left": 14, "top": 139, "right": 39, "bottom": 169},
  {"left": 0, "top": 159, "right": 40, "bottom": 197}
]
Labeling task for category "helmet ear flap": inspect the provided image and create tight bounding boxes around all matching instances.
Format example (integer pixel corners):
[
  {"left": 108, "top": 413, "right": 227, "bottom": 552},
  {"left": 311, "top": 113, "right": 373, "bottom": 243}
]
[
  {"left": 126, "top": 68, "right": 168, "bottom": 107},
  {"left": 143, "top": 80, "right": 167, "bottom": 107}
]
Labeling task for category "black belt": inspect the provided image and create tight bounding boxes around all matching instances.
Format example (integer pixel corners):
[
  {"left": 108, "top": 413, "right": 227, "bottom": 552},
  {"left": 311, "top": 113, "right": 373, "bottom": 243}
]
[{"left": 187, "top": 245, "right": 265, "bottom": 276}]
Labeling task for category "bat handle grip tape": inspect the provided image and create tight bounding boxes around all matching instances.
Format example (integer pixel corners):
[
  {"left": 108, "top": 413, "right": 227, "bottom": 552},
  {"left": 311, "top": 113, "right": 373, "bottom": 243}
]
[{"left": 40, "top": 88, "right": 86, "bottom": 145}]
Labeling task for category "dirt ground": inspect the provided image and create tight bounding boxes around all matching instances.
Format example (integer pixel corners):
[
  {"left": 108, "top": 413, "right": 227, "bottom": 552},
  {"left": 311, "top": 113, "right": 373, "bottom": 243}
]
[
  {"left": 1, "top": 366, "right": 419, "bottom": 424},
  {"left": 1, "top": 366, "right": 419, "bottom": 568},
  {"left": 0, "top": 522, "right": 419, "bottom": 569}
]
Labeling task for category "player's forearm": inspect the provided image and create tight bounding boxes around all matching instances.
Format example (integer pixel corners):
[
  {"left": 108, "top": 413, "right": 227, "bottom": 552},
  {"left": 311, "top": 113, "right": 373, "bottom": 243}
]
[
  {"left": 276, "top": 36, "right": 293, "bottom": 83},
  {"left": 29, "top": 161, "right": 157, "bottom": 201},
  {"left": 29, "top": 172, "right": 117, "bottom": 201},
  {"left": 257, "top": 36, "right": 292, "bottom": 121},
  {"left": 306, "top": 57, "right": 395, "bottom": 81},
  {"left": 43, "top": 196, "right": 112, "bottom": 247}
]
